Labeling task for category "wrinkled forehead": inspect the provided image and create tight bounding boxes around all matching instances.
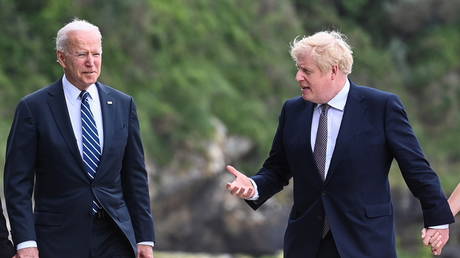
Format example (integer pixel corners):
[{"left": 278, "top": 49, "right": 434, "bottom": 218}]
[{"left": 66, "top": 30, "right": 102, "bottom": 51}]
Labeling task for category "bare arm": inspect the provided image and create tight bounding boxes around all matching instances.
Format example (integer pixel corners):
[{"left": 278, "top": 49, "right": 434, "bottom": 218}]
[{"left": 448, "top": 183, "right": 460, "bottom": 216}]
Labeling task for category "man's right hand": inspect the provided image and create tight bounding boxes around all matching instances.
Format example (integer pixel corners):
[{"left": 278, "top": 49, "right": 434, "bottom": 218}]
[
  {"left": 17, "top": 247, "right": 39, "bottom": 258},
  {"left": 225, "top": 165, "right": 255, "bottom": 199}
]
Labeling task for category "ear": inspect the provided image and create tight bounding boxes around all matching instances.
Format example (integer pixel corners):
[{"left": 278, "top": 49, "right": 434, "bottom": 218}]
[
  {"left": 56, "top": 50, "right": 66, "bottom": 68},
  {"left": 330, "top": 65, "right": 339, "bottom": 79}
]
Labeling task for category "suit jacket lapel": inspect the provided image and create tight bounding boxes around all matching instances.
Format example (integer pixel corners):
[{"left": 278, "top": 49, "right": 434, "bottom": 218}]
[
  {"left": 325, "top": 83, "right": 367, "bottom": 183},
  {"left": 47, "top": 80, "right": 86, "bottom": 173},
  {"left": 294, "top": 100, "right": 324, "bottom": 183},
  {"left": 303, "top": 101, "right": 315, "bottom": 163},
  {"left": 96, "top": 82, "right": 114, "bottom": 177}
]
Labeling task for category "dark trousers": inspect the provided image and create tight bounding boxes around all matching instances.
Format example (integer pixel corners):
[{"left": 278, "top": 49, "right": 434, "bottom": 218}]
[
  {"left": 316, "top": 232, "right": 340, "bottom": 258},
  {"left": 89, "top": 210, "right": 134, "bottom": 258}
]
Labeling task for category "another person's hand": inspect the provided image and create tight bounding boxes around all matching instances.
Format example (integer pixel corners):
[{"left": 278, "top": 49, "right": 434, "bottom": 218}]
[
  {"left": 16, "top": 247, "right": 39, "bottom": 258},
  {"left": 137, "top": 244, "right": 153, "bottom": 258},
  {"left": 421, "top": 228, "right": 449, "bottom": 256},
  {"left": 225, "top": 165, "right": 255, "bottom": 199}
]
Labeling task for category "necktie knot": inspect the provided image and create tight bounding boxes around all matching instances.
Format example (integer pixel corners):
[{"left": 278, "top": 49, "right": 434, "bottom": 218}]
[
  {"left": 80, "top": 90, "right": 89, "bottom": 102},
  {"left": 320, "top": 104, "right": 329, "bottom": 115}
]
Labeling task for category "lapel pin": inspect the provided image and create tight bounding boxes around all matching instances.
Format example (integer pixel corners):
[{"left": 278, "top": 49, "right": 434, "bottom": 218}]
[{"left": 107, "top": 101, "right": 113, "bottom": 105}]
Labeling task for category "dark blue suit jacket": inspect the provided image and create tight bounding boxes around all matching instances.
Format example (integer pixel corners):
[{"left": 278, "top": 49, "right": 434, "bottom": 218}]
[
  {"left": 4, "top": 80, "right": 155, "bottom": 258},
  {"left": 247, "top": 81, "right": 454, "bottom": 258}
]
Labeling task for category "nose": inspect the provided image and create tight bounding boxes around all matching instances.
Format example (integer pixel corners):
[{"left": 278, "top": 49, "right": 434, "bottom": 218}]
[
  {"left": 85, "top": 55, "right": 95, "bottom": 66},
  {"left": 295, "top": 70, "right": 304, "bottom": 82}
]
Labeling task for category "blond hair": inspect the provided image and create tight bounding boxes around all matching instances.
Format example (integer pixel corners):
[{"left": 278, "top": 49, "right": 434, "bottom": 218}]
[{"left": 290, "top": 31, "right": 353, "bottom": 74}]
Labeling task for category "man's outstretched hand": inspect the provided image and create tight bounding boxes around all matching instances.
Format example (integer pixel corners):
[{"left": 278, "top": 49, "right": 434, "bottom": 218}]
[{"left": 225, "top": 165, "right": 255, "bottom": 199}]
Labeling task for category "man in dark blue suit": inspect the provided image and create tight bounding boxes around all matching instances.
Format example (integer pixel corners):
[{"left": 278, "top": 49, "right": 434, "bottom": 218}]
[
  {"left": 226, "top": 31, "right": 454, "bottom": 257},
  {"left": 4, "top": 19, "right": 154, "bottom": 258},
  {"left": 0, "top": 197, "right": 15, "bottom": 258}
]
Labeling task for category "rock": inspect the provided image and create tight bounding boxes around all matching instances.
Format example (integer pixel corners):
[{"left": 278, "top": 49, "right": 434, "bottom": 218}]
[{"left": 149, "top": 118, "right": 289, "bottom": 255}]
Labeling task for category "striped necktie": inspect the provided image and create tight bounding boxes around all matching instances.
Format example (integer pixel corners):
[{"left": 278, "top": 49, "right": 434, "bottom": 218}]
[{"left": 80, "top": 90, "right": 102, "bottom": 215}]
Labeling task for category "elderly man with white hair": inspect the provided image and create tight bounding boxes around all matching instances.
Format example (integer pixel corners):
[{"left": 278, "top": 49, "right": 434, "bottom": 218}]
[
  {"left": 4, "top": 18, "right": 155, "bottom": 258},
  {"left": 225, "top": 31, "right": 453, "bottom": 258}
]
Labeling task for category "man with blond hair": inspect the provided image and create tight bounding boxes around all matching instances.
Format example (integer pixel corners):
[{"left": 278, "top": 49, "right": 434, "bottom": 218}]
[
  {"left": 4, "top": 19, "right": 155, "bottom": 258},
  {"left": 225, "top": 31, "right": 453, "bottom": 257}
]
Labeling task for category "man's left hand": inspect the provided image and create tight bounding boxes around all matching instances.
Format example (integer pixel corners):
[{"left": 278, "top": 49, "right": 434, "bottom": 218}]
[
  {"left": 421, "top": 228, "right": 449, "bottom": 255},
  {"left": 137, "top": 244, "right": 154, "bottom": 258}
]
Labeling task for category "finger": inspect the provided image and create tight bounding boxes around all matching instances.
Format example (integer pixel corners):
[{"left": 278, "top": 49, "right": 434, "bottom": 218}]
[
  {"left": 423, "top": 230, "right": 434, "bottom": 245},
  {"left": 226, "top": 165, "right": 240, "bottom": 177},
  {"left": 244, "top": 188, "right": 253, "bottom": 199},
  {"left": 429, "top": 232, "right": 440, "bottom": 244},
  {"left": 230, "top": 186, "right": 240, "bottom": 195},
  {"left": 423, "top": 235, "right": 429, "bottom": 246},
  {"left": 421, "top": 228, "right": 426, "bottom": 238},
  {"left": 432, "top": 244, "right": 444, "bottom": 255},
  {"left": 236, "top": 187, "right": 245, "bottom": 196},
  {"left": 430, "top": 236, "right": 442, "bottom": 248},
  {"left": 226, "top": 182, "right": 236, "bottom": 191},
  {"left": 433, "top": 248, "right": 442, "bottom": 256},
  {"left": 435, "top": 240, "right": 443, "bottom": 249}
]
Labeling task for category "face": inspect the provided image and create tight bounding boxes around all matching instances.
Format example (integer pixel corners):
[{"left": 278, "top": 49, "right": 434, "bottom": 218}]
[
  {"left": 57, "top": 30, "right": 102, "bottom": 90},
  {"left": 295, "top": 51, "right": 339, "bottom": 104}
]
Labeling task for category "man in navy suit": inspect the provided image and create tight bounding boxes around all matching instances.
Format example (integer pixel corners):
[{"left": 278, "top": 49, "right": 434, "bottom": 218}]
[
  {"left": 4, "top": 19, "right": 154, "bottom": 258},
  {"left": 0, "top": 197, "right": 15, "bottom": 258},
  {"left": 225, "top": 31, "right": 454, "bottom": 257}
]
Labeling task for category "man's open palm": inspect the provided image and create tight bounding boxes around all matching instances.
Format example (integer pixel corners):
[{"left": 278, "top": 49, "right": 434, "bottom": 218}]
[{"left": 225, "top": 165, "right": 255, "bottom": 199}]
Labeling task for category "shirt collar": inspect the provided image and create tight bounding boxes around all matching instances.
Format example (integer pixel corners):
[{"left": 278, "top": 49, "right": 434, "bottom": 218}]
[
  {"left": 316, "top": 79, "right": 350, "bottom": 111},
  {"left": 62, "top": 74, "right": 98, "bottom": 101}
]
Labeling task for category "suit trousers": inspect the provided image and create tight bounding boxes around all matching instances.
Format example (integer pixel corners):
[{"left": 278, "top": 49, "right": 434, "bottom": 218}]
[
  {"left": 316, "top": 232, "right": 340, "bottom": 258},
  {"left": 90, "top": 210, "right": 134, "bottom": 258}
]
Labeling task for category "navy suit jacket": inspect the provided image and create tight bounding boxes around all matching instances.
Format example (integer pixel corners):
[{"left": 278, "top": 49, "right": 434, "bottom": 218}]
[
  {"left": 0, "top": 198, "right": 15, "bottom": 258},
  {"left": 4, "top": 80, "right": 155, "bottom": 258},
  {"left": 247, "top": 81, "right": 454, "bottom": 258}
]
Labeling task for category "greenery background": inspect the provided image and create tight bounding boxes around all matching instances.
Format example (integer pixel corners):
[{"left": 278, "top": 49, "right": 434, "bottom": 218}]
[{"left": 1, "top": 0, "right": 460, "bottom": 257}]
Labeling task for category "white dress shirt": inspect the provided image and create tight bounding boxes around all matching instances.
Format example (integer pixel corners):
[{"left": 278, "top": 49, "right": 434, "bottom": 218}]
[{"left": 63, "top": 75, "right": 104, "bottom": 155}]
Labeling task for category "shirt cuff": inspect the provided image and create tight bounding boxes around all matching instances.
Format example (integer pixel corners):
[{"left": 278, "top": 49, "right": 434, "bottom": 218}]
[
  {"left": 428, "top": 224, "right": 449, "bottom": 229},
  {"left": 137, "top": 241, "right": 154, "bottom": 247},
  {"left": 17, "top": 240, "right": 37, "bottom": 250},
  {"left": 247, "top": 178, "right": 259, "bottom": 200}
]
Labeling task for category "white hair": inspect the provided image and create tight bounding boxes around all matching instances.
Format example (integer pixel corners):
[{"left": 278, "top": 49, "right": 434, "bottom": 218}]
[
  {"left": 56, "top": 18, "right": 102, "bottom": 52},
  {"left": 290, "top": 31, "right": 353, "bottom": 75}
]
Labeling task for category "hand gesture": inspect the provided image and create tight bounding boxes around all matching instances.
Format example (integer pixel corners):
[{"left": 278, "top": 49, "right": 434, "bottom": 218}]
[
  {"left": 421, "top": 228, "right": 449, "bottom": 256},
  {"left": 225, "top": 165, "right": 255, "bottom": 199}
]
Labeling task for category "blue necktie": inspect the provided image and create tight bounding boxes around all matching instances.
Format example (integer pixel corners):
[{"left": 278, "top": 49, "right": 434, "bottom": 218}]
[{"left": 80, "top": 90, "right": 102, "bottom": 215}]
